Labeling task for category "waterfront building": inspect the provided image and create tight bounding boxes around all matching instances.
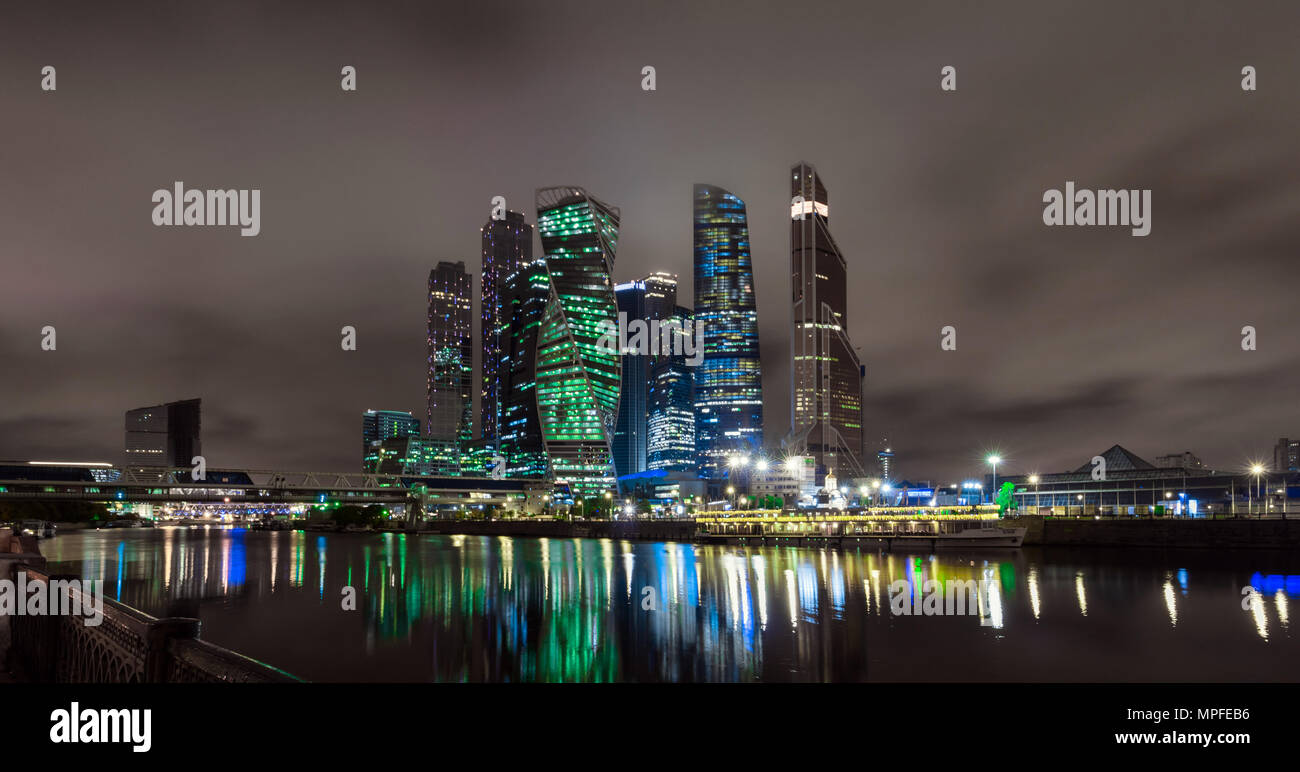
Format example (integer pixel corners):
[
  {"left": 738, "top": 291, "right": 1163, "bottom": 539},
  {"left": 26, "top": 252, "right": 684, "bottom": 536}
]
[
  {"left": 1000, "top": 444, "right": 1294, "bottom": 517},
  {"left": 1155, "top": 451, "right": 1204, "bottom": 471},
  {"left": 877, "top": 442, "right": 894, "bottom": 481},
  {"left": 124, "top": 398, "right": 201, "bottom": 467},
  {"left": 616, "top": 468, "right": 707, "bottom": 505},
  {"left": 426, "top": 261, "right": 474, "bottom": 457},
  {"left": 481, "top": 210, "right": 534, "bottom": 447},
  {"left": 361, "top": 409, "right": 420, "bottom": 467},
  {"left": 534, "top": 186, "right": 621, "bottom": 496},
  {"left": 499, "top": 259, "right": 551, "bottom": 478},
  {"left": 1275, "top": 438, "right": 1300, "bottom": 472},
  {"left": 786, "top": 163, "right": 865, "bottom": 481},
  {"left": 365, "top": 436, "right": 448, "bottom": 475},
  {"left": 693, "top": 184, "right": 763, "bottom": 480}
]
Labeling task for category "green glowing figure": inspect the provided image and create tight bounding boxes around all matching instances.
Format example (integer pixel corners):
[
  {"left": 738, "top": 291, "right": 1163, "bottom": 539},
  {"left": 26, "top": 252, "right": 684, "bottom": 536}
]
[{"left": 995, "top": 482, "right": 1017, "bottom": 517}]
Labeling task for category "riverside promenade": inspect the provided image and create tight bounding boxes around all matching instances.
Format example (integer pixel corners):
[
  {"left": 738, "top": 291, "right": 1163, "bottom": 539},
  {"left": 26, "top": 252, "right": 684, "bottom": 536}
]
[{"left": 0, "top": 525, "right": 299, "bottom": 684}]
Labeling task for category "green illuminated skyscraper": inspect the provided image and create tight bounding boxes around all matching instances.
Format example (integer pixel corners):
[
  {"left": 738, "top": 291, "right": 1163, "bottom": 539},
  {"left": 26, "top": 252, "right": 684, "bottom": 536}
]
[{"left": 534, "top": 187, "right": 621, "bottom": 496}]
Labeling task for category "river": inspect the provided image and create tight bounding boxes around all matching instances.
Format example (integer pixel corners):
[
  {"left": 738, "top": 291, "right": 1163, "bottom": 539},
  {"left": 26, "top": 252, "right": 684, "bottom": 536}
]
[{"left": 37, "top": 526, "right": 1300, "bottom": 682}]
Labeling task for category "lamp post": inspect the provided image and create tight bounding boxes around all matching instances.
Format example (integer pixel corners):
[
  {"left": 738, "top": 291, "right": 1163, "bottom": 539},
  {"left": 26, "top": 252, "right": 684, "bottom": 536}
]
[
  {"left": 1028, "top": 474, "right": 1040, "bottom": 512},
  {"left": 726, "top": 486, "right": 736, "bottom": 510},
  {"left": 1251, "top": 464, "right": 1265, "bottom": 518},
  {"left": 603, "top": 491, "right": 613, "bottom": 519},
  {"left": 987, "top": 455, "right": 1001, "bottom": 505}
]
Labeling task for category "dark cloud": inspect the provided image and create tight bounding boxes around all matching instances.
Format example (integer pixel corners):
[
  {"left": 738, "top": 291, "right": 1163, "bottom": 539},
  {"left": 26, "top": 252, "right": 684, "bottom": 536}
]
[{"left": 2, "top": 0, "right": 1299, "bottom": 482}]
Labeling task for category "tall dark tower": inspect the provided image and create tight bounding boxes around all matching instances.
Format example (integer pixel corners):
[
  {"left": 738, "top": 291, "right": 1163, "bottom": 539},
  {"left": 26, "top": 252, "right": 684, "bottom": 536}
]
[
  {"left": 427, "top": 261, "right": 474, "bottom": 470},
  {"left": 693, "top": 184, "right": 763, "bottom": 480},
  {"left": 499, "top": 259, "right": 551, "bottom": 478},
  {"left": 787, "top": 162, "right": 865, "bottom": 480},
  {"left": 613, "top": 272, "right": 678, "bottom": 479},
  {"left": 481, "top": 210, "right": 534, "bottom": 448}
]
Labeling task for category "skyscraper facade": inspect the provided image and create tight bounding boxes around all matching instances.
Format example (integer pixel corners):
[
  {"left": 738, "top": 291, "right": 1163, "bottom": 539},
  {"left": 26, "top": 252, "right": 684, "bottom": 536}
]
[
  {"left": 693, "top": 184, "right": 763, "bottom": 480},
  {"left": 612, "top": 272, "right": 679, "bottom": 479},
  {"left": 361, "top": 409, "right": 420, "bottom": 469},
  {"left": 648, "top": 305, "right": 697, "bottom": 472},
  {"left": 613, "top": 281, "right": 649, "bottom": 479},
  {"left": 534, "top": 186, "right": 621, "bottom": 497},
  {"left": 427, "top": 261, "right": 473, "bottom": 473},
  {"left": 481, "top": 210, "right": 534, "bottom": 448},
  {"left": 787, "top": 162, "right": 865, "bottom": 479},
  {"left": 124, "top": 398, "right": 201, "bottom": 467},
  {"left": 499, "top": 259, "right": 551, "bottom": 478}
]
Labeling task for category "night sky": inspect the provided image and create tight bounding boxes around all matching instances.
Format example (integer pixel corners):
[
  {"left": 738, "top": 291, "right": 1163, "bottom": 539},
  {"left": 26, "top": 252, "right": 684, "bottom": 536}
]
[{"left": 2, "top": 0, "right": 1299, "bottom": 482}]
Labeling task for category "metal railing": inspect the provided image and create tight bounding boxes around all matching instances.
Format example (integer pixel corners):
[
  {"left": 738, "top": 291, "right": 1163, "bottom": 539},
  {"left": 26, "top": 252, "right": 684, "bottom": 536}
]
[{"left": 5, "top": 563, "right": 301, "bottom": 683}]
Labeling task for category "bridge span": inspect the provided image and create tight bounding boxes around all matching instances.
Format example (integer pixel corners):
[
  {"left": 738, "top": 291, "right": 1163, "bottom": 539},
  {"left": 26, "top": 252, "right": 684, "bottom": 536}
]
[{"left": 0, "top": 462, "right": 549, "bottom": 513}]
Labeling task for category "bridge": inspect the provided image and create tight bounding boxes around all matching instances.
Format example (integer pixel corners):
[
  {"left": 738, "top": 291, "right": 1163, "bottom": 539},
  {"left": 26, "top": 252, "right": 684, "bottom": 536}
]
[{"left": 0, "top": 462, "right": 549, "bottom": 517}]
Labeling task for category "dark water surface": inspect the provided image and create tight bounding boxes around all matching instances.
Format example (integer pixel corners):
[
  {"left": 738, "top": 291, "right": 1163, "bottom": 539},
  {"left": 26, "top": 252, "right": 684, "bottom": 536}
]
[{"left": 38, "top": 526, "right": 1300, "bottom": 682}]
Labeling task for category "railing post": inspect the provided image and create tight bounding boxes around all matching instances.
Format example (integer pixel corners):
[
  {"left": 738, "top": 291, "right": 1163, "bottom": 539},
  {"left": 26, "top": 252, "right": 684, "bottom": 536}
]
[{"left": 144, "top": 617, "right": 200, "bottom": 683}]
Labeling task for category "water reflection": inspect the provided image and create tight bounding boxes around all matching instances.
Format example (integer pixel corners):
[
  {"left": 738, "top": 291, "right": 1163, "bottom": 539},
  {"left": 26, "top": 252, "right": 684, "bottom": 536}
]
[{"left": 39, "top": 528, "right": 1300, "bottom": 682}]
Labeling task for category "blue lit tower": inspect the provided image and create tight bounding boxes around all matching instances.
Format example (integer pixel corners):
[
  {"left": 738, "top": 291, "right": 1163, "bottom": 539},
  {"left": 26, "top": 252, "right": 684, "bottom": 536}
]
[
  {"left": 613, "top": 272, "right": 678, "bottom": 479},
  {"left": 693, "top": 184, "right": 763, "bottom": 479},
  {"left": 648, "top": 305, "right": 697, "bottom": 472}
]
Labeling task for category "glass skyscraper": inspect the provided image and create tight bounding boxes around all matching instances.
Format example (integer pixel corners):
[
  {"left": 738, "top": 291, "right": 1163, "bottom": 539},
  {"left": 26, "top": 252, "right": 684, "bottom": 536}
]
[
  {"left": 693, "top": 184, "right": 763, "bottom": 479},
  {"left": 534, "top": 186, "right": 621, "bottom": 497},
  {"left": 361, "top": 409, "right": 420, "bottom": 469},
  {"left": 613, "top": 272, "right": 678, "bottom": 479},
  {"left": 480, "top": 210, "right": 534, "bottom": 448},
  {"left": 426, "top": 261, "right": 473, "bottom": 474},
  {"left": 499, "top": 259, "right": 551, "bottom": 478},
  {"left": 788, "top": 162, "right": 865, "bottom": 479},
  {"left": 648, "top": 305, "right": 697, "bottom": 472}
]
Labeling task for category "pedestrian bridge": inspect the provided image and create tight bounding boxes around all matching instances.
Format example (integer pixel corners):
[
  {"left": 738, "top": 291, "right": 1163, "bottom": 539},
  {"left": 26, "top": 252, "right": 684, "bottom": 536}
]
[{"left": 0, "top": 462, "right": 543, "bottom": 510}]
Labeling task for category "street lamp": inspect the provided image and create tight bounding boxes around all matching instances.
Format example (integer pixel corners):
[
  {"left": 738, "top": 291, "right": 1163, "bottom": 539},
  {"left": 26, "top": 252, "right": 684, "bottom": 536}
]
[
  {"left": 1251, "top": 463, "right": 1265, "bottom": 518},
  {"left": 987, "top": 455, "right": 1001, "bottom": 505},
  {"left": 1028, "top": 474, "right": 1040, "bottom": 511}
]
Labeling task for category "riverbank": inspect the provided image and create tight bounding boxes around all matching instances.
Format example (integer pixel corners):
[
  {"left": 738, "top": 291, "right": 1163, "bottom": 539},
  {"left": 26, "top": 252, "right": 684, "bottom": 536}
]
[
  {"left": 416, "top": 515, "right": 1300, "bottom": 549},
  {"left": 1019, "top": 515, "right": 1300, "bottom": 548}
]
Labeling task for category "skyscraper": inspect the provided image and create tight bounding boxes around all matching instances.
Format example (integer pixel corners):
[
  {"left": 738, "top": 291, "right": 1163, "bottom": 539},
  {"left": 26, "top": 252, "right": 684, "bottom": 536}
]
[
  {"left": 613, "top": 272, "right": 678, "bottom": 479},
  {"left": 534, "top": 186, "right": 621, "bottom": 497},
  {"left": 499, "top": 259, "right": 551, "bottom": 478},
  {"left": 787, "top": 162, "right": 865, "bottom": 479},
  {"left": 648, "top": 305, "right": 697, "bottom": 472},
  {"left": 361, "top": 409, "right": 420, "bottom": 469},
  {"left": 693, "top": 184, "right": 763, "bottom": 479},
  {"left": 481, "top": 210, "right": 534, "bottom": 448},
  {"left": 426, "top": 261, "right": 473, "bottom": 473},
  {"left": 124, "top": 398, "right": 201, "bottom": 467}
]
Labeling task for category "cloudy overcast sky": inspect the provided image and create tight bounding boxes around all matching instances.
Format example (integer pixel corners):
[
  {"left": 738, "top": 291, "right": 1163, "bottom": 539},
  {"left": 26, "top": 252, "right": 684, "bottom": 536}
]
[{"left": 2, "top": 0, "right": 1298, "bottom": 482}]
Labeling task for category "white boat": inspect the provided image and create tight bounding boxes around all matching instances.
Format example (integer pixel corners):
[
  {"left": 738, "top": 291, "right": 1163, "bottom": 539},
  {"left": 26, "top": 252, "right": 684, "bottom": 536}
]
[{"left": 930, "top": 525, "right": 1026, "bottom": 548}]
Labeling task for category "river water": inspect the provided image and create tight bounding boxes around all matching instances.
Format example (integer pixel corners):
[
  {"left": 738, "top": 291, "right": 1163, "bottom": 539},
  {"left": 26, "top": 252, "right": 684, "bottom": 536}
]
[{"left": 37, "top": 526, "right": 1300, "bottom": 682}]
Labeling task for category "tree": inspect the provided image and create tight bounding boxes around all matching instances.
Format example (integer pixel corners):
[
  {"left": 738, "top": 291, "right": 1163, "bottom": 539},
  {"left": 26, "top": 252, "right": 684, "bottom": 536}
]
[{"left": 994, "top": 482, "right": 1018, "bottom": 517}]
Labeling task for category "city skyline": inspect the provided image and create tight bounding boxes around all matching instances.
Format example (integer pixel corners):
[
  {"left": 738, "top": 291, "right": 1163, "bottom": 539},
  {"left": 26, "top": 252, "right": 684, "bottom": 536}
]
[{"left": 3, "top": 1, "right": 1299, "bottom": 482}]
